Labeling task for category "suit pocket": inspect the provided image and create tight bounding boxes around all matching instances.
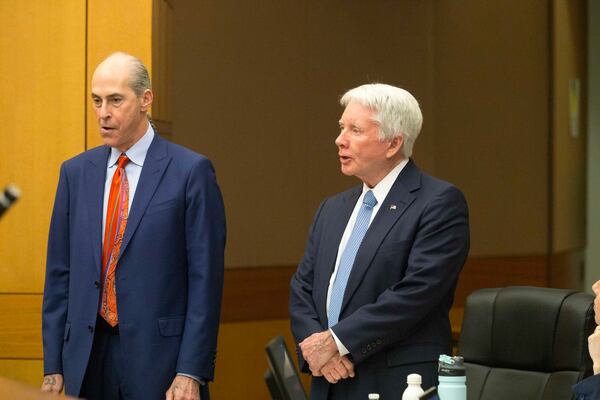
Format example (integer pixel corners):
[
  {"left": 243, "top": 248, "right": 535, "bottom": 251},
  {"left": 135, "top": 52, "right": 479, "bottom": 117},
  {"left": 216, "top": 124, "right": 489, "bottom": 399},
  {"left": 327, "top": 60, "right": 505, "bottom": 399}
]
[
  {"left": 386, "top": 343, "right": 444, "bottom": 367},
  {"left": 145, "top": 198, "right": 177, "bottom": 216},
  {"left": 158, "top": 316, "right": 185, "bottom": 337},
  {"left": 63, "top": 322, "right": 71, "bottom": 341}
]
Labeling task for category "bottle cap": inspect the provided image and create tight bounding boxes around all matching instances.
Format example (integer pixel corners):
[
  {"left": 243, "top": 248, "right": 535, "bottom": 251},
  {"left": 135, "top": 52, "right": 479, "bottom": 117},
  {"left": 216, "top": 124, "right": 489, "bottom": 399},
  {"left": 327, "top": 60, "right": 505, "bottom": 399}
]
[
  {"left": 438, "top": 354, "right": 466, "bottom": 376},
  {"left": 368, "top": 394, "right": 380, "bottom": 400},
  {"left": 407, "top": 373, "right": 422, "bottom": 385}
]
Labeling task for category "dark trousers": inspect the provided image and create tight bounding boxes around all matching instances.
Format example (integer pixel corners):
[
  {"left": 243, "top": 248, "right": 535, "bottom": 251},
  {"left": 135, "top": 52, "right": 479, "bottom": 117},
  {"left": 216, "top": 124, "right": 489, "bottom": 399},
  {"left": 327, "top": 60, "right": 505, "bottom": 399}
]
[{"left": 80, "top": 317, "right": 128, "bottom": 400}]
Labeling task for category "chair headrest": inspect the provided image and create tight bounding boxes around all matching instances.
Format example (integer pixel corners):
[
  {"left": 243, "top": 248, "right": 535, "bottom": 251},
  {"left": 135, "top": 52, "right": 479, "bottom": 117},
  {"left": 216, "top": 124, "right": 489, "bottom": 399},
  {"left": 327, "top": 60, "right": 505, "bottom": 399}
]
[{"left": 459, "top": 286, "right": 595, "bottom": 372}]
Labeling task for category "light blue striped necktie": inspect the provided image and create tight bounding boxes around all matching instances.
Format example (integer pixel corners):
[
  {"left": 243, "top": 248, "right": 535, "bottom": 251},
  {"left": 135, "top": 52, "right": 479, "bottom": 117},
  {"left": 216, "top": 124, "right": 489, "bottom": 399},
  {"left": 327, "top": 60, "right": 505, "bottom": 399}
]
[{"left": 328, "top": 190, "right": 377, "bottom": 327}]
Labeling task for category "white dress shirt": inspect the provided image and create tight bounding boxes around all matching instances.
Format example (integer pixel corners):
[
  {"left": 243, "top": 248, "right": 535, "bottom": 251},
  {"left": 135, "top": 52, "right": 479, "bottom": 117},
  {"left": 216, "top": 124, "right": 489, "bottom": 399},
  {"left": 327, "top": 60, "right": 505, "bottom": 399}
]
[
  {"left": 101, "top": 125, "right": 154, "bottom": 243},
  {"left": 328, "top": 158, "right": 409, "bottom": 355}
]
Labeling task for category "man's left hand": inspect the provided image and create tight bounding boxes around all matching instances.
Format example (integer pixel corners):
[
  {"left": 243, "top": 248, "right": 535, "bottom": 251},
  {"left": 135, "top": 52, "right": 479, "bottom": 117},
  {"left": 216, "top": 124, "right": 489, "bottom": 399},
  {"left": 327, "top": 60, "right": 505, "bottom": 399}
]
[
  {"left": 165, "top": 375, "right": 201, "bottom": 400},
  {"left": 320, "top": 354, "right": 355, "bottom": 384},
  {"left": 592, "top": 280, "right": 600, "bottom": 325},
  {"left": 299, "top": 330, "right": 339, "bottom": 375}
]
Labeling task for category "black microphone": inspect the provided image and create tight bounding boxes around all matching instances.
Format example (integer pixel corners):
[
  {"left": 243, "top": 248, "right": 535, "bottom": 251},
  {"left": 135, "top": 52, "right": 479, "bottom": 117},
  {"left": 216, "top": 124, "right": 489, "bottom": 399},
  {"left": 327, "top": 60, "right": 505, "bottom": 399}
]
[{"left": 0, "top": 184, "right": 21, "bottom": 219}]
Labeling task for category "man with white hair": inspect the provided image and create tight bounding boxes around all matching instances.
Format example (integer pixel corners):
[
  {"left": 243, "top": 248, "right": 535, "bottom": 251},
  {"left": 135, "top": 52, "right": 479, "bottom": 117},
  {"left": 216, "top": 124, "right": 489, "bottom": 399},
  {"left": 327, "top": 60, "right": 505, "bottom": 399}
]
[{"left": 290, "top": 83, "right": 470, "bottom": 399}]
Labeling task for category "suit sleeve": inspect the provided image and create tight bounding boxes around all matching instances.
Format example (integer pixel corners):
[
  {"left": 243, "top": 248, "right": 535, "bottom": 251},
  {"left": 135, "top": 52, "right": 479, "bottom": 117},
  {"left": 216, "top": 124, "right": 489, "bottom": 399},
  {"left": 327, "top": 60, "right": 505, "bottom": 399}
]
[
  {"left": 332, "top": 185, "right": 469, "bottom": 364},
  {"left": 42, "top": 163, "right": 71, "bottom": 375},
  {"left": 289, "top": 200, "right": 327, "bottom": 372},
  {"left": 176, "top": 157, "right": 226, "bottom": 381}
]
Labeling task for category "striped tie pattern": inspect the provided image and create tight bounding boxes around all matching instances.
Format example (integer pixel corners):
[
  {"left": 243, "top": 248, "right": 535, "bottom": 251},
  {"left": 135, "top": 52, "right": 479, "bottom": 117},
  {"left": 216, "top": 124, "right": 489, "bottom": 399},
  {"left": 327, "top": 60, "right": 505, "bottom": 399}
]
[
  {"left": 100, "top": 154, "right": 130, "bottom": 327},
  {"left": 328, "top": 190, "right": 377, "bottom": 327}
]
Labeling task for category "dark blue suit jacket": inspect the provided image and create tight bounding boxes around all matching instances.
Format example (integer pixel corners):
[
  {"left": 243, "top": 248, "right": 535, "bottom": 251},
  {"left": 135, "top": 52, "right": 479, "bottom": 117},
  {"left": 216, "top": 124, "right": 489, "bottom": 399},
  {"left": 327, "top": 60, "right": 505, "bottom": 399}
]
[
  {"left": 573, "top": 374, "right": 600, "bottom": 399},
  {"left": 289, "top": 160, "right": 469, "bottom": 399},
  {"left": 42, "top": 134, "right": 226, "bottom": 398}
]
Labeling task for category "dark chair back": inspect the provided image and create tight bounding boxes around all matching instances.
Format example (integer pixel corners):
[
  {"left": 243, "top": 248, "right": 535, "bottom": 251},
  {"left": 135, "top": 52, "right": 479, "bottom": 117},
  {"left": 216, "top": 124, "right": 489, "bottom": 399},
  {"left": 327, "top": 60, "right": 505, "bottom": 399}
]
[{"left": 458, "top": 286, "right": 595, "bottom": 400}]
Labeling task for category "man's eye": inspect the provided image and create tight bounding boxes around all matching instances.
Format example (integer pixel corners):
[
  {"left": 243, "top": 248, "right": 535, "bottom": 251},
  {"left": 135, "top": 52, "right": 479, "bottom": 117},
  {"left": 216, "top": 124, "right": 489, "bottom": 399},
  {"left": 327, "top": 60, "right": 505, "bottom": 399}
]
[
  {"left": 92, "top": 98, "right": 102, "bottom": 106},
  {"left": 111, "top": 98, "right": 122, "bottom": 104}
]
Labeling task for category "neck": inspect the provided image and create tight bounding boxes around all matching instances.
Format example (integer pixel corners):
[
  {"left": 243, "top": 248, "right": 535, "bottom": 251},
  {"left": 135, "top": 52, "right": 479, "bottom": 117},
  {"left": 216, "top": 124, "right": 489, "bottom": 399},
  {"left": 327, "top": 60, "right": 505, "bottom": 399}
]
[
  {"left": 363, "top": 157, "right": 406, "bottom": 188},
  {"left": 117, "top": 120, "right": 149, "bottom": 152}
]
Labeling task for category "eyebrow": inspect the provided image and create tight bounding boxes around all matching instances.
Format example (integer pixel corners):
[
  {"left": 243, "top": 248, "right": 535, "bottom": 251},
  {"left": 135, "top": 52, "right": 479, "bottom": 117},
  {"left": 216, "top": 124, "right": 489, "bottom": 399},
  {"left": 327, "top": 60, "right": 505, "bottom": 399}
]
[{"left": 91, "top": 93, "right": 123, "bottom": 99}]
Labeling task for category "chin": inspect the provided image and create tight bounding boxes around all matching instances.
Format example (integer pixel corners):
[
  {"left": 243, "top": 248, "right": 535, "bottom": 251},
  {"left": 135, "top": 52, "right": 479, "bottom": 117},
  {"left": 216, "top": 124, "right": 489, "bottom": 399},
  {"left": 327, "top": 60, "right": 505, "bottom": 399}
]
[{"left": 340, "top": 166, "right": 356, "bottom": 177}]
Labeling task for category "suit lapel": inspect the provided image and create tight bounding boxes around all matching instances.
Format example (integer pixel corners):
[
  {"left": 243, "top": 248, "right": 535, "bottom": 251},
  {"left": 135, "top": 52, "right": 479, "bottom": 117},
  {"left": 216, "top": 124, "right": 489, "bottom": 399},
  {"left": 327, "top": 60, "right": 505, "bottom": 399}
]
[
  {"left": 315, "top": 187, "right": 361, "bottom": 323},
  {"left": 340, "top": 160, "right": 421, "bottom": 314},
  {"left": 118, "top": 134, "right": 171, "bottom": 260},
  {"left": 85, "top": 147, "right": 111, "bottom": 274}
]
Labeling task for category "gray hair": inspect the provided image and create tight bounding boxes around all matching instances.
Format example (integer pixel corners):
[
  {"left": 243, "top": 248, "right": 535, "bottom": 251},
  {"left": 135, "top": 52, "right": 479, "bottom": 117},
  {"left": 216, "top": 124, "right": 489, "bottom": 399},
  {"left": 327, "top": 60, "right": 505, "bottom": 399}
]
[
  {"left": 105, "top": 52, "right": 152, "bottom": 96},
  {"left": 340, "top": 83, "right": 423, "bottom": 158}
]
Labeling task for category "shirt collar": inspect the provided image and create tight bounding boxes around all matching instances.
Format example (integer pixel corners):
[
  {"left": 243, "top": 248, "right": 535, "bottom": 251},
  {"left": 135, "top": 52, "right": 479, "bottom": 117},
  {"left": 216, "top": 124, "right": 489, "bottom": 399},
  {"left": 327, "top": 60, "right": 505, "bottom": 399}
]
[
  {"left": 361, "top": 158, "right": 409, "bottom": 205},
  {"left": 108, "top": 124, "right": 155, "bottom": 168}
]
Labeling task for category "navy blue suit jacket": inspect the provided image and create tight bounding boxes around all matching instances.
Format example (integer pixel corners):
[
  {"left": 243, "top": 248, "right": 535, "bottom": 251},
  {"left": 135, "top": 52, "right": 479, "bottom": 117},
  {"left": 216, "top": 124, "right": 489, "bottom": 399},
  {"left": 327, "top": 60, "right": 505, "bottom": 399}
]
[
  {"left": 42, "top": 134, "right": 226, "bottom": 398},
  {"left": 573, "top": 374, "right": 600, "bottom": 399},
  {"left": 289, "top": 160, "right": 469, "bottom": 399}
]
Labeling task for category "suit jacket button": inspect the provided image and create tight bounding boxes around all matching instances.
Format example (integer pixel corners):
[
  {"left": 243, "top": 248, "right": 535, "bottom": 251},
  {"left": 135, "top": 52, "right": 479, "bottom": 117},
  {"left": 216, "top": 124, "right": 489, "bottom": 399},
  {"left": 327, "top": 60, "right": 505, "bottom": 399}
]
[
  {"left": 88, "top": 325, "right": 94, "bottom": 332},
  {"left": 366, "top": 344, "right": 372, "bottom": 350},
  {"left": 362, "top": 348, "right": 367, "bottom": 354},
  {"left": 376, "top": 339, "right": 382, "bottom": 345},
  {"left": 94, "top": 281, "right": 100, "bottom": 288}
]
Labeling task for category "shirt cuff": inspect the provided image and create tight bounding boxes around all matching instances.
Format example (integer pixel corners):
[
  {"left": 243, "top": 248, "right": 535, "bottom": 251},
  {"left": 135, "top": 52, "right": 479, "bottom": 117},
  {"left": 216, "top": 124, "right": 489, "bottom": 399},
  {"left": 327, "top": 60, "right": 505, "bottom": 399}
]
[
  {"left": 329, "top": 328, "right": 350, "bottom": 356},
  {"left": 177, "top": 372, "right": 205, "bottom": 385}
]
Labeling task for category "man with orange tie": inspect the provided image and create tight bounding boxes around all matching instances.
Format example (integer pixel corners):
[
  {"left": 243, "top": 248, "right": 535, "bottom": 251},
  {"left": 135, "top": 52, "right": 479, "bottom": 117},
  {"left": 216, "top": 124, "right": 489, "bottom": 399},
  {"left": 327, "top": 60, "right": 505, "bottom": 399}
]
[{"left": 41, "top": 52, "right": 226, "bottom": 400}]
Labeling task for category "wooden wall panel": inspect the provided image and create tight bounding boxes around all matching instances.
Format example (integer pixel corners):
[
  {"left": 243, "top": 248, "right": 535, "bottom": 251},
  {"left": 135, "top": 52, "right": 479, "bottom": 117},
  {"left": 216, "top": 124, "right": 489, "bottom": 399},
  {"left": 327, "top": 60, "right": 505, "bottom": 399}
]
[
  {"left": 0, "top": 361, "right": 44, "bottom": 389},
  {"left": 172, "top": 0, "right": 436, "bottom": 268},
  {"left": 86, "top": 0, "right": 153, "bottom": 149},
  {"left": 152, "top": 0, "right": 174, "bottom": 136},
  {"left": 0, "top": 295, "right": 42, "bottom": 359},
  {"left": 0, "top": 0, "right": 86, "bottom": 293},
  {"left": 212, "top": 319, "right": 309, "bottom": 399},
  {"left": 552, "top": 0, "right": 587, "bottom": 253},
  {"left": 433, "top": 0, "right": 550, "bottom": 257},
  {"left": 0, "top": 0, "right": 85, "bottom": 387}
]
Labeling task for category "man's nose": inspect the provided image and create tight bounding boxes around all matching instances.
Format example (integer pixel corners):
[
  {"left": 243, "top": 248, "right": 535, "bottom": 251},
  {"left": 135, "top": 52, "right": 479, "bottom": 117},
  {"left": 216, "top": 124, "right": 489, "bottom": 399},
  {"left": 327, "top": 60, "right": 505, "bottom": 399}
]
[
  {"left": 335, "top": 131, "right": 347, "bottom": 147},
  {"left": 99, "top": 102, "right": 111, "bottom": 119}
]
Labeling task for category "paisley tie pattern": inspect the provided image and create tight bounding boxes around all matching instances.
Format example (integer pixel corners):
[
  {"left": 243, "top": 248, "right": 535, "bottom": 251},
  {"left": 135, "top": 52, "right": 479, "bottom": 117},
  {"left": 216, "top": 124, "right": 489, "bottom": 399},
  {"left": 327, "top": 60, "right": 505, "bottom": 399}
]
[{"left": 100, "top": 154, "right": 129, "bottom": 327}]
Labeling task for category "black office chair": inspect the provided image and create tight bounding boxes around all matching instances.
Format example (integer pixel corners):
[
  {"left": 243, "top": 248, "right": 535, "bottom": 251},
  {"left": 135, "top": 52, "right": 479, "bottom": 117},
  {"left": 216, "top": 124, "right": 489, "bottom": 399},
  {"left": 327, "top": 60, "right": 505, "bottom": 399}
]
[
  {"left": 458, "top": 286, "right": 595, "bottom": 400},
  {"left": 264, "top": 335, "right": 308, "bottom": 400}
]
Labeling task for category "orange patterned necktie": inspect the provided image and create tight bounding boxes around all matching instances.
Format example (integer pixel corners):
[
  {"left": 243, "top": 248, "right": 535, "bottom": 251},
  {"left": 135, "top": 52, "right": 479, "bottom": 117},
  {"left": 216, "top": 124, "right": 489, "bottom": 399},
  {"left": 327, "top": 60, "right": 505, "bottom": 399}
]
[{"left": 100, "top": 154, "right": 130, "bottom": 327}]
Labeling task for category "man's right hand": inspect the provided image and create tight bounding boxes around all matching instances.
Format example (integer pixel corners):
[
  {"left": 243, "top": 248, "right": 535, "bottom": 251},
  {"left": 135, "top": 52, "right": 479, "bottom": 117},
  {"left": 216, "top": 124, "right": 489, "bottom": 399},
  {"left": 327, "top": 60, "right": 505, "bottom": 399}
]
[{"left": 41, "top": 374, "right": 63, "bottom": 394}]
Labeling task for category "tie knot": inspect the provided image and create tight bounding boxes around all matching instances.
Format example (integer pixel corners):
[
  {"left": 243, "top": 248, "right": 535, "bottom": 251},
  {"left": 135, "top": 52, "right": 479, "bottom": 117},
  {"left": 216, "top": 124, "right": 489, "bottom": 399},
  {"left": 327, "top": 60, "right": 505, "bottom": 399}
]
[
  {"left": 117, "top": 154, "right": 129, "bottom": 169},
  {"left": 363, "top": 190, "right": 377, "bottom": 208}
]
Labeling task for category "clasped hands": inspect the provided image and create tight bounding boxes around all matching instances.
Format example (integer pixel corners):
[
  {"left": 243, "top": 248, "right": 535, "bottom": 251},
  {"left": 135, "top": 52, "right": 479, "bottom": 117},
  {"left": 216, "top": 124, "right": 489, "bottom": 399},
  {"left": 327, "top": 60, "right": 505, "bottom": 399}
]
[{"left": 299, "top": 330, "right": 355, "bottom": 384}]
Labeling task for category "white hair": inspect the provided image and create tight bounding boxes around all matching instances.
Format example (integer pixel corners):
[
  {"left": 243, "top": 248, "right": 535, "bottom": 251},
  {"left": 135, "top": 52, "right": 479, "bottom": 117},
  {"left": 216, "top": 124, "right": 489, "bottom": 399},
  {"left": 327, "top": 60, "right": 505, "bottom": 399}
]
[{"left": 340, "top": 83, "right": 423, "bottom": 158}]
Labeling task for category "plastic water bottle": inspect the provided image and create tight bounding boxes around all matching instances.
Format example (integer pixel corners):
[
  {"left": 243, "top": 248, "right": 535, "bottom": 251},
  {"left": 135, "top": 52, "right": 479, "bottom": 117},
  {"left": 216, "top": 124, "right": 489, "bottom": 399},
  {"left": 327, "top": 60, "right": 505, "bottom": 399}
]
[
  {"left": 438, "top": 355, "right": 466, "bottom": 400},
  {"left": 402, "top": 373, "right": 425, "bottom": 400}
]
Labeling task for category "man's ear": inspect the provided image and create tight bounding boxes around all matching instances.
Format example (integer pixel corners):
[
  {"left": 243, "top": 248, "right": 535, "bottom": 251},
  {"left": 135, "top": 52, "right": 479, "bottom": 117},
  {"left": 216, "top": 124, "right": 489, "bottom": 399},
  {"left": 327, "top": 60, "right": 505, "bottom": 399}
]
[
  {"left": 140, "top": 89, "right": 154, "bottom": 112},
  {"left": 386, "top": 135, "right": 404, "bottom": 159}
]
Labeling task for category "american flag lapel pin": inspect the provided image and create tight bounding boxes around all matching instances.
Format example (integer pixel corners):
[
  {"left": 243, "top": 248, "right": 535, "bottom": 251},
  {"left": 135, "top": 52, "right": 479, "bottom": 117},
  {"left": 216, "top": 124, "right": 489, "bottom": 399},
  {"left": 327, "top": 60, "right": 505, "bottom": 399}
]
[{"left": 389, "top": 204, "right": 397, "bottom": 210}]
